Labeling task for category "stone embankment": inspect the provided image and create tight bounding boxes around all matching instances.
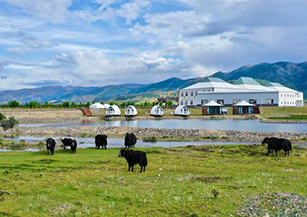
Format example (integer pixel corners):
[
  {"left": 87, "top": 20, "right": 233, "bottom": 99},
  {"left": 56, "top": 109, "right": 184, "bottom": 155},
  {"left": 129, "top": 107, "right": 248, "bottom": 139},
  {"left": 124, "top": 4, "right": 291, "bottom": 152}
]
[{"left": 1, "top": 126, "right": 306, "bottom": 143}]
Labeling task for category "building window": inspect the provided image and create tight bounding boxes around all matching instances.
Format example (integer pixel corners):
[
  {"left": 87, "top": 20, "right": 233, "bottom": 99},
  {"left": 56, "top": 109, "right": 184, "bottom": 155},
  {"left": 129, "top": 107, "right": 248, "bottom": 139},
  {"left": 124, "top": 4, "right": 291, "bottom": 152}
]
[
  {"left": 190, "top": 100, "right": 193, "bottom": 105},
  {"left": 180, "top": 101, "right": 183, "bottom": 105},
  {"left": 195, "top": 91, "right": 198, "bottom": 96},
  {"left": 181, "top": 92, "right": 184, "bottom": 97},
  {"left": 185, "top": 100, "right": 188, "bottom": 105},
  {"left": 233, "top": 99, "right": 240, "bottom": 104},
  {"left": 249, "top": 99, "right": 257, "bottom": 104},
  {"left": 217, "top": 99, "right": 224, "bottom": 105},
  {"left": 281, "top": 101, "right": 283, "bottom": 105},
  {"left": 201, "top": 99, "right": 208, "bottom": 105},
  {"left": 185, "top": 92, "right": 188, "bottom": 97},
  {"left": 191, "top": 91, "right": 194, "bottom": 96},
  {"left": 281, "top": 94, "right": 283, "bottom": 97},
  {"left": 266, "top": 99, "right": 274, "bottom": 104}
]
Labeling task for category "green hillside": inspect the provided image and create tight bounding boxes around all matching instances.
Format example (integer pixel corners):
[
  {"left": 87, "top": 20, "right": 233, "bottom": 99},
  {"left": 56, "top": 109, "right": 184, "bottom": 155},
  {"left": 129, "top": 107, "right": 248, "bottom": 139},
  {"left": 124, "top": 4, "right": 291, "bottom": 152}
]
[{"left": 0, "top": 61, "right": 306, "bottom": 104}]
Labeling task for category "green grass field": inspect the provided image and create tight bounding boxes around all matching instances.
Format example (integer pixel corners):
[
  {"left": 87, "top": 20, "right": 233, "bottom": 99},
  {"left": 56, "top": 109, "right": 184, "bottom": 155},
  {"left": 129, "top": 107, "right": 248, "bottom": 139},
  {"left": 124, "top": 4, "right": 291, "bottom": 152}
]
[{"left": 0, "top": 145, "right": 306, "bottom": 216}]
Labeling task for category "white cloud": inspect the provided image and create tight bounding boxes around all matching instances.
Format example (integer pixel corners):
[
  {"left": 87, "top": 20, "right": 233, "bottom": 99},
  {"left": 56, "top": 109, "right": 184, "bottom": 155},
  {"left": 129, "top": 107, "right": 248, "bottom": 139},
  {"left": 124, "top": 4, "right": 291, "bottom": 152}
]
[
  {"left": 74, "top": 0, "right": 151, "bottom": 24},
  {"left": 2, "top": 0, "right": 72, "bottom": 23}
]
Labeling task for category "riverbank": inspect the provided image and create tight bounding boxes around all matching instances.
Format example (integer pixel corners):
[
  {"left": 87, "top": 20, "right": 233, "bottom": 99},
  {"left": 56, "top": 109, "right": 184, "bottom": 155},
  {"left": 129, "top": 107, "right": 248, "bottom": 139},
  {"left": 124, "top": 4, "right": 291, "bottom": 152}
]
[{"left": 1, "top": 126, "right": 307, "bottom": 144}]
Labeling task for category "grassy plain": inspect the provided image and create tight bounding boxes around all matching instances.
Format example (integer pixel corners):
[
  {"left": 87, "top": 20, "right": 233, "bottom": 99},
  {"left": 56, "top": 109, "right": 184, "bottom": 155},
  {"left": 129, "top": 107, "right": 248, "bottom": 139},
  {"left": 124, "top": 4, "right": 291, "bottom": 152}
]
[
  {"left": 0, "top": 145, "right": 306, "bottom": 216},
  {"left": 260, "top": 106, "right": 307, "bottom": 119}
]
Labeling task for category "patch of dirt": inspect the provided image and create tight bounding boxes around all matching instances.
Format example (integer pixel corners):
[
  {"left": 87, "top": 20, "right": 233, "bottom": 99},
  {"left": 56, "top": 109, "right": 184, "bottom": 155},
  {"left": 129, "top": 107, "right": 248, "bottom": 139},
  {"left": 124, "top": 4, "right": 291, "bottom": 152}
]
[{"left": 237, "top": 192, "right": 307, "bottom": 216}]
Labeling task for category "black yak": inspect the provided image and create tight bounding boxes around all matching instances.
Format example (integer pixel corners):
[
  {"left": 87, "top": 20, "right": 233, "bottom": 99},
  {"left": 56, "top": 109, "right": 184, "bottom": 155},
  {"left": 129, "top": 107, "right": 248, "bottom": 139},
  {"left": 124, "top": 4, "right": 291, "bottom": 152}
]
[
  {"left": 262, "top": 137, "right": 292, "bottom": 156},
  {"left": 60, "top": 138, "right": 77, "bottom": 153},
  {"left": 118, "top": 148, "right": 147, "bottom": 173},
  {"left": 95, "top": 134, "right": 108, "bottom": 149},
  {"left": 46, "top": 138, "right": 56, "bottom": 155},
  {"left": 124, "top": 133, "right": 137, "bottom": 148}
]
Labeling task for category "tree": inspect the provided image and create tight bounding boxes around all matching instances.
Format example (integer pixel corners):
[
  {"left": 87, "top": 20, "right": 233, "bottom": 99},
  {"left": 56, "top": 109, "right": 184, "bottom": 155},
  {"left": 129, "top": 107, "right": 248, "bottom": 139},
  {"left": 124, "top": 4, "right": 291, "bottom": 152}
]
[
  {"left": 165, "top": 100, "right": 173, "bottom": 108},
  {"left": 29, "top": 101, "right": 41, "bottom": 108},
  {"left": 62, "top": 101, "right": 70, "bottom": 108},
  {"left": 121, "top": 102, "right": 127, "bottom": 108},
  {"left": 8, "top": 100, "right": 20, "bottom": 108},
  {"left": 71, "top": 101, "right": 77, "bottom": 108}
]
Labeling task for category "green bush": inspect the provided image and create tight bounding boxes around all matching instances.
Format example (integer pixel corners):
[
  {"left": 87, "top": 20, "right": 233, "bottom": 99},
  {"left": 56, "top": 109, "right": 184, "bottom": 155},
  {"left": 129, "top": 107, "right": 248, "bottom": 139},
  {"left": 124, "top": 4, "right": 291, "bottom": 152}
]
[
  {"left": 1, "top": 116, "right": 19, "bottom": 131},
  {"left": 9, "top": 143, "right": 26, "bottom": 150},
  {"left": 143, "top": 136, "right": 157, "bottom": 142},
  {"left": 0, "top": 112, "right": 5, "bottom": 122}
]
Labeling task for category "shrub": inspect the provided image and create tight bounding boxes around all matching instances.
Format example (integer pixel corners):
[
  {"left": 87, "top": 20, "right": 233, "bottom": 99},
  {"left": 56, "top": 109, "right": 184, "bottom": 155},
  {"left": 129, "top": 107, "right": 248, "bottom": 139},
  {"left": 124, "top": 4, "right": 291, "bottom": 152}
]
[
  {"left": 143, "top": 136, "right": 157, "bottom": 142},
  {"left": 1, "top": 116, "right": 19, "bottom": 131},
  {"left": 9, "top": 143, "right": 26, "bottom": 150},
  {"left": 0, "top": 112, "right": 5, "bottom": 122}
]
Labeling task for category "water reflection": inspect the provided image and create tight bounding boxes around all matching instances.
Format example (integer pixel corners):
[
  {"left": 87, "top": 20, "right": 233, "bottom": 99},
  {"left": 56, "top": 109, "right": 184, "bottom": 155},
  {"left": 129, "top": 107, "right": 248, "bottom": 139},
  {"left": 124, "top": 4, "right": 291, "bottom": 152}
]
[{"left": 20, "top": 119, "right": 307, "bottom": 133}]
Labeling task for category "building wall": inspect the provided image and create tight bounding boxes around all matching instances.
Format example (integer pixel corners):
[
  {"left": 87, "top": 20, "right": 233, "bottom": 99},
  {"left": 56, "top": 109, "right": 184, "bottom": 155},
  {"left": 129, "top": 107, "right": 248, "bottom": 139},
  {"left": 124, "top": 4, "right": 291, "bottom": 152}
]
[
  {"left": 179, "top": 83, "right": 304, "bottom": 107},
  {"left": 279, "top": 92, "right": 304, "bottom": 107},
  {"left": 196, "top": 92, "right": 279, "bottom": 106}
]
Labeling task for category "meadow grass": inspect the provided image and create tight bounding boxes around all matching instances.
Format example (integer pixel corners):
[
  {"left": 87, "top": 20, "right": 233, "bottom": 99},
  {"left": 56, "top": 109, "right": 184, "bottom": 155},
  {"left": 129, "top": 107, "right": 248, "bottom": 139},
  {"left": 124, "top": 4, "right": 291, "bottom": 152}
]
[
  {"left": 260, "top": 106, "right": 307, "bottom": 117},
  {"left": 0, "top": 145, "right": 306, "bottom": 216}
]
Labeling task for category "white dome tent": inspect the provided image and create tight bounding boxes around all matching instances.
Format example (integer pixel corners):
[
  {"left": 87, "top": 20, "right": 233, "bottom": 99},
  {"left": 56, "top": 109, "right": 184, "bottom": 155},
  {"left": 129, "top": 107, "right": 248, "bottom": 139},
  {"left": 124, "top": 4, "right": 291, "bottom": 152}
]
[
  {"left": 174, "top": 105, "right": 190, "bottom": 116},
  {"left": 150, "top": 105, "right": 163, "bottom": 117},
  {"left": 125, "top": 105, "right": 138, "bottom": 117},
  {"left": 106, "top": 105, "right": 121, "bottom": 116}
]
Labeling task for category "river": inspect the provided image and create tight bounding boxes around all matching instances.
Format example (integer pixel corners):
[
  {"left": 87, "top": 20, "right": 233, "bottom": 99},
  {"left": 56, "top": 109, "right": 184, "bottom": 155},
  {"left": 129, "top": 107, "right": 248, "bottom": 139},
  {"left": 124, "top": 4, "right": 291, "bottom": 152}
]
[{"left": 20, "top": 119, "right": 307, "bottom": 133}]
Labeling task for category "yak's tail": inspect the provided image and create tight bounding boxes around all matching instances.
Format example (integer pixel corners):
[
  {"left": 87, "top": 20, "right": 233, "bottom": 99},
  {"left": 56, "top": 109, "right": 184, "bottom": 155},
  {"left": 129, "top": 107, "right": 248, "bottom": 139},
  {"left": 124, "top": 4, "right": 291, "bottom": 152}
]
[{"left": 289, "top": 141, "right": 292, "bottom": 151}]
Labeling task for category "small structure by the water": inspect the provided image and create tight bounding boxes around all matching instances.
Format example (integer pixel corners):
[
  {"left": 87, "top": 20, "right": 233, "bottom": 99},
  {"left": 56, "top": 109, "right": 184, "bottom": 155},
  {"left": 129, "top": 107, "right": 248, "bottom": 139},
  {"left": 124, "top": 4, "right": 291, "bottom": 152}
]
[
  {"left": 125, "top": 105, "right": 138, "bottom": 117},
  {"left": 106, "top": 105, "right": 121, "bottom": 117},
  {"left": 174, "top": 105, "right": 190, "bottom": 117},
  {"left": 90, "top": 103, "right": 110, "bottom": 115},
  {"left": 233, "top": 100, "right": 260, "bottom": 115},
  {"left": 150, "top": 105, "right": 164, "bottom": 117},
  {"left": 202, "top": 100, "right": 222, "bottom": 115},
  {"left": 90, "top": 103, "right": 103, "bottom": 109}
]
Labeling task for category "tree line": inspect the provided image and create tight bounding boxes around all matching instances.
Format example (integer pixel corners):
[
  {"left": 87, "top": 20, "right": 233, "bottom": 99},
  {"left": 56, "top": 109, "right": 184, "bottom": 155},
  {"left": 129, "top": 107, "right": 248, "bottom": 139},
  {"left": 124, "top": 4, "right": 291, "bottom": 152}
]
[{"left": 0, "top": 100, "right": 174, "bottom": 109}]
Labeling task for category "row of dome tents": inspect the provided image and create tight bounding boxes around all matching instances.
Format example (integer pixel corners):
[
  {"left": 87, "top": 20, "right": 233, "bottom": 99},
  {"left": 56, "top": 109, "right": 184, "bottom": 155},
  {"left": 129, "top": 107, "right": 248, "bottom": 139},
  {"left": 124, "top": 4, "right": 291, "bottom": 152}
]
[{"left": 89, "top": 103, "right": 190, "bottom": 117}]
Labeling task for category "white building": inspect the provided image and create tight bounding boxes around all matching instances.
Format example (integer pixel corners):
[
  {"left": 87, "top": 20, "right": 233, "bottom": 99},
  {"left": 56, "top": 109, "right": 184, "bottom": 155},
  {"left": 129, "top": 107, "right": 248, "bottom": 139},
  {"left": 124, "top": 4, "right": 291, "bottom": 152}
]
[{"left": 179, "top": 77, "right": 303, "bottom": 107}]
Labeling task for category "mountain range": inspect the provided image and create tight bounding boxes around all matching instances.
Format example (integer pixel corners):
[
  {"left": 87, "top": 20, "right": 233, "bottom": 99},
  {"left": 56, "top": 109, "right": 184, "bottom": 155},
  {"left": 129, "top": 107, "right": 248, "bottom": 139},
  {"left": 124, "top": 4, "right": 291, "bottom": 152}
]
[{"left": 0, "top": 61, "right": 306, "bottom": 104}]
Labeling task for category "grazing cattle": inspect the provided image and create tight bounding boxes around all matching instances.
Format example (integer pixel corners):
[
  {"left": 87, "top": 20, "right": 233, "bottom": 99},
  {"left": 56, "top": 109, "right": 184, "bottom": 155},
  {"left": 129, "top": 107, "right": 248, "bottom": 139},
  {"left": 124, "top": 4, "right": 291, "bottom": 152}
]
[
  {"left": 60, "top": 138, "right": 77, "bottom": 153},
  {"left": 46, "top": 138, "right": 56, "bottom": 155},
  {"left": 124, "top": 133, "right": 137, "bottom": 148},
  {"left": 95, "top": 134, "right": 108, "bottom": 149},
  {"left": 262, "top": 137, "right": 292, "bottom": 156},
  {"left": 118, "top": 148, "right": 147, "bottom": 173}
]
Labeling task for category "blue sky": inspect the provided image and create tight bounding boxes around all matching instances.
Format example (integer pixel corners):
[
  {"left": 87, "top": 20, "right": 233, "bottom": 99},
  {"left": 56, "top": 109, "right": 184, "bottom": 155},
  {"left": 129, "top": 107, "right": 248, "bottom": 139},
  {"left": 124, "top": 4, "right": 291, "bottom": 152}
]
[{"left": 1, "top": 0, "right": 307, "bottom": 90}]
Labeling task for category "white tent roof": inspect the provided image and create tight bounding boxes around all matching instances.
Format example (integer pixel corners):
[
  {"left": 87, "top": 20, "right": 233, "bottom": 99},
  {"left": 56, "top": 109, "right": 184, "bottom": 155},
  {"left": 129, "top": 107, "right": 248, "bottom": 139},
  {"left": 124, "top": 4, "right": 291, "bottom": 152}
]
[
  {"left": 204, "top": 100, "right": 222, "bottom": 107},
  {"left": 106, "top": 105, "right": 121, "bottom": 115},
  {"left": 90, "top": 103, "right": 104, "bottom": 109},
  {"left": 174, "top": 105, "right": 190, "bottom": 115},
  {"left": 90, "top": 103, "right": 110, "bottom": 109},
  {"left": 102, "top": 104, "right": 110, "bottom": 108},
  {"left": 234, "top": 100, "right": 254, "bottom": 106},
  {"left": 125, "top": 105, "right": 138, "bottom": 116},
  {"left": 150, "top": 105, "right": 163, "bottom": 115}
]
